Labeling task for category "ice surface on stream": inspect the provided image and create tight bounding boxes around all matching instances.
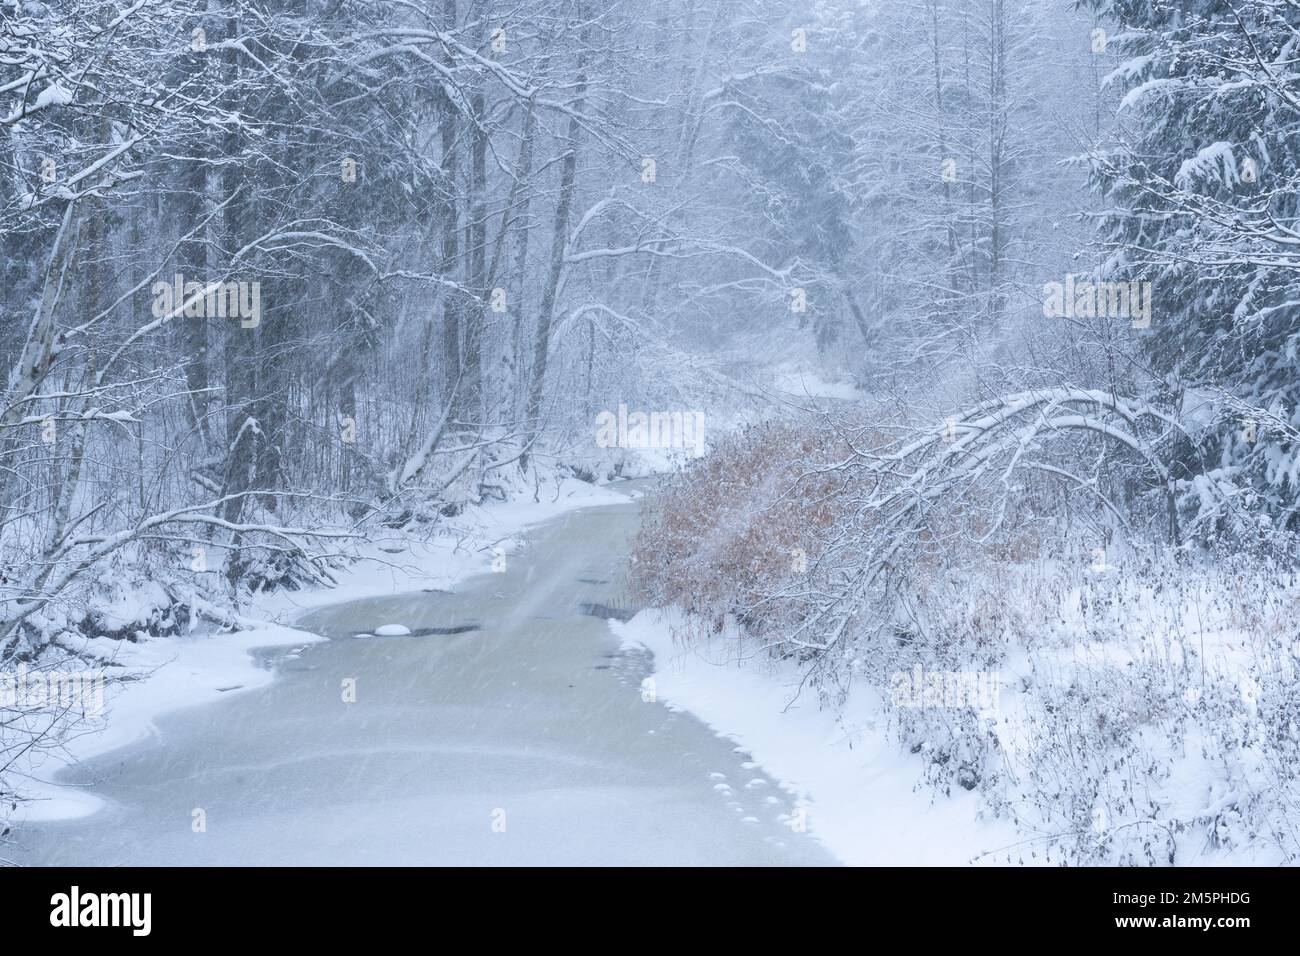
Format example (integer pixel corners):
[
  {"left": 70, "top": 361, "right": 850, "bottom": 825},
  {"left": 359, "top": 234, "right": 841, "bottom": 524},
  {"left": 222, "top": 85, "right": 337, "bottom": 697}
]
[{"left": 14, "top": 494, "right": 834, "bottom": 866}]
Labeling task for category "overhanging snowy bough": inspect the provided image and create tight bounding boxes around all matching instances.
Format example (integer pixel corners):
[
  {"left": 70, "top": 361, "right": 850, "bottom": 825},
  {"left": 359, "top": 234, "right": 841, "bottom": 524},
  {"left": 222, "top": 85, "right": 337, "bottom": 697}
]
[{"left": 786, "top": 388, "right": 1184, "bottom": 655}]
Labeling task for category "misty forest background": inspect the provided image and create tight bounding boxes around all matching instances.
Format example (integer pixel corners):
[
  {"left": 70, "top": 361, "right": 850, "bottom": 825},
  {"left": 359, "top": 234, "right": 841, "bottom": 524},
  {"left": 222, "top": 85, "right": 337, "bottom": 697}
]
[{"left": 5, "top": 0, "right": 1300, "bottom": 864}]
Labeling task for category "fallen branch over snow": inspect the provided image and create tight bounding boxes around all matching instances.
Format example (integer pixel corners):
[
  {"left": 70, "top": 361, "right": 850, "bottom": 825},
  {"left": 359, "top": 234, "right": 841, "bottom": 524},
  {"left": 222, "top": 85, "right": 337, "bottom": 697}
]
[{"left": 0, "top": 491, "right": 358, "bottom": 661}]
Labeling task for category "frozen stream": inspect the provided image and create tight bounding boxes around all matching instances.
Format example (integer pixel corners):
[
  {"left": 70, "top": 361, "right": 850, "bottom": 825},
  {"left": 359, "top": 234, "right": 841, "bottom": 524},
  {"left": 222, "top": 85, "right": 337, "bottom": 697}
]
[{"left": 15, "top": 490, "right": 835, "bottom": 865}]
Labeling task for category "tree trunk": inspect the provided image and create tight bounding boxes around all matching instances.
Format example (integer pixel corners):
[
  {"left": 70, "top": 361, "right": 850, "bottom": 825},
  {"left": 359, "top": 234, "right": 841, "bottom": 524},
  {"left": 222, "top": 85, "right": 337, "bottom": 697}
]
[{"left": 521, "top": 47, "right": 589, "bottom": 470}]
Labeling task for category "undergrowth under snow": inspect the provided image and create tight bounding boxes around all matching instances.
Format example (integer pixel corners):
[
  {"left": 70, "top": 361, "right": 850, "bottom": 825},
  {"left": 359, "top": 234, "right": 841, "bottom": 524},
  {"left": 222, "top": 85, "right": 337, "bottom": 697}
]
[{"left": 619, "top": 552, "right": 1300, "bottom": 866}]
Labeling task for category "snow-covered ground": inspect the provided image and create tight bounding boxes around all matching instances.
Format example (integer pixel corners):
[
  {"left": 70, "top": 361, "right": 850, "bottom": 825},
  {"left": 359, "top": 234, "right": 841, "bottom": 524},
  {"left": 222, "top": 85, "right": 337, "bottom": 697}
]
[
  {"left": 769, "top": 366, "right": 867, "bottom": 403},
  {"left": 614, "top": 551, "right": 1300, "bottom": 867},
  {"left": 613, "top": 608, "right": 1023, "bottom": 865}
]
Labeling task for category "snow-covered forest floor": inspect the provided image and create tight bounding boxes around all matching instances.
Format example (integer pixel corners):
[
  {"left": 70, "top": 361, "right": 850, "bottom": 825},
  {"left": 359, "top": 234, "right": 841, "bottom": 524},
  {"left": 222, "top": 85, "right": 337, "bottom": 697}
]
[
  {"left": 619, "top": 560, "right": 1300, "bottom": 866},
  {"left": 5, "top": 0, "right": 1300, "bottom": 867}
]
